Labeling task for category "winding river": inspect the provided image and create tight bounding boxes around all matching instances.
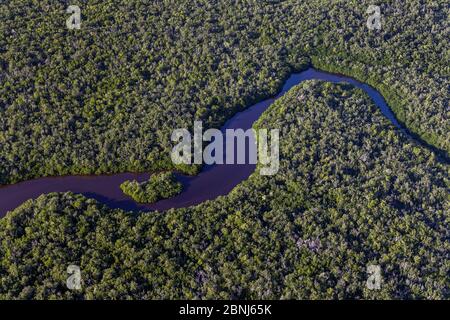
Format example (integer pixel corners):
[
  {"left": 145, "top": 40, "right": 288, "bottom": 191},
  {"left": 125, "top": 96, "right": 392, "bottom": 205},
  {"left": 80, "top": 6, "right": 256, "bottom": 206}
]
[{"left": 0, "top": 68, "right": 420, "bottom": 217}]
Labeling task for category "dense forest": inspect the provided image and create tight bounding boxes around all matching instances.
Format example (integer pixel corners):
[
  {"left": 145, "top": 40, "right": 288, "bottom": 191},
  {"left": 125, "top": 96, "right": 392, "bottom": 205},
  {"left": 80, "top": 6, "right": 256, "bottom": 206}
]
[
  {"left": 0, "top": 0, "right": 448, "bottom": 299},
  {"left": 120, "top": 172, "right": 182, "bottom": 203},
  {"left": 0, "top": 0, "right": 448, "bottom": 184},
  {"left": 1, "top": 82, "right": 448, "bottom": 299}
]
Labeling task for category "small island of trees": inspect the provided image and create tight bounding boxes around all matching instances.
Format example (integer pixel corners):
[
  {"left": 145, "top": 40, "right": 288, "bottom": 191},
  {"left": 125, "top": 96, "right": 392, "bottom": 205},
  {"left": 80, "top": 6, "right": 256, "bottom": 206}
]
[{"left": 120, "top": 172, "right": 182, "bottom": 203}]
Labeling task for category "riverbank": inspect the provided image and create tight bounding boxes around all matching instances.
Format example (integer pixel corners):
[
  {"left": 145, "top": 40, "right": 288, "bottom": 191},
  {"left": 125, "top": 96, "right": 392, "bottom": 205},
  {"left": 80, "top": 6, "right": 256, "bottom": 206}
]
[{"left": 2, "top": 68, "right": 445, "bottom": 218}]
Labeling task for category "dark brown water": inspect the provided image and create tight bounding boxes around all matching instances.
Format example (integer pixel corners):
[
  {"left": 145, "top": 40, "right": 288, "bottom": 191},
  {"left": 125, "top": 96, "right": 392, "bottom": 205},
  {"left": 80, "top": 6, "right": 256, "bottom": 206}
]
[{"left": 0, "top": 68, "right": 420, "bottom": 217}]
